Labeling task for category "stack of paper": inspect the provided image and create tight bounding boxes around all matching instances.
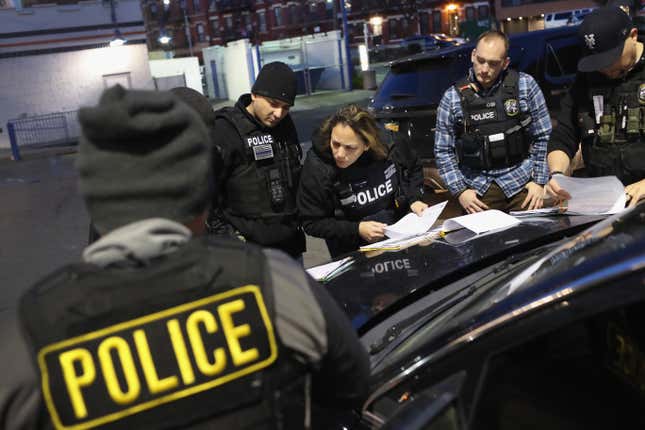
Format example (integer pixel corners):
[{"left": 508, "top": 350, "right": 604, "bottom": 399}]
[
  {"left": 384, "top": 201, "right": 448, "bottom": 239},
  {"left": 511, "top": 175, "right": 627, "bottom": 217},
  {"left": 306, "top": 257, "right": 354, "bottom": 283},
  {"left": 439, "top": 210, "right": 521, "bottom": 244}
]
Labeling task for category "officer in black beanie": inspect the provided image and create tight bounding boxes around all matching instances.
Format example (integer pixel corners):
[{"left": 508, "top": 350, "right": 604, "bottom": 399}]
[
  {"left": 209, "top": 61, "right": 306, "bottom": 259},
  {"left": 0, "top": 85, "right": 369, "bottom": 429}
]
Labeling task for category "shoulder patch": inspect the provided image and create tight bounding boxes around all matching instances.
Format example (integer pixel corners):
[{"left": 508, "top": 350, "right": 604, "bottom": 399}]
[
  {"left": 638, "top": 83, "right": 645, "bottom": 105},
  {"left": 504, "top": 98, "right": 519, "bottom": 117}
]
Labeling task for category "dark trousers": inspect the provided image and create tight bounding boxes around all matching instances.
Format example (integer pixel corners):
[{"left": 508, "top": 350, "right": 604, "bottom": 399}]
[{"left": 479, "top": 182, "right": 528, "bottom": 213}]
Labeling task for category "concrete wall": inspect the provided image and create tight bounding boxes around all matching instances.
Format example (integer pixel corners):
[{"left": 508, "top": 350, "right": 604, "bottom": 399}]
[
  {"left": 148, "top": 57, "right": 202, "bottom": 94},
  {"left": 0, "top": 44, "right": 153, "bottom": 148}
]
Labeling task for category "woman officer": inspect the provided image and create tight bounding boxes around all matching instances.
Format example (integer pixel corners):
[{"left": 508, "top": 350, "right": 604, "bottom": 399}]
[{"left": 297, "top": 104, "right": 427, "bottom": 257}]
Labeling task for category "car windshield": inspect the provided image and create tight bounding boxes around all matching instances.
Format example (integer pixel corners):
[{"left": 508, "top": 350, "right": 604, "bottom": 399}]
[
  {"left": 373, "top": 57, "right": 467, "bottom": 107},
  {"left": 370, "top": 207, "right": 645, "bottom": 373}
]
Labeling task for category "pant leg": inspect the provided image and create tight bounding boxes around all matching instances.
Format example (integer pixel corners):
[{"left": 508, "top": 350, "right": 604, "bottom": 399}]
[{"left": 479, "top": 183, "right": 508, "bottom": 211}]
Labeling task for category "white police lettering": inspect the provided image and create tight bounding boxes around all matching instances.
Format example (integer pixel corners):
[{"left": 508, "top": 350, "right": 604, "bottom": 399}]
[
  {"left": 372, "top": 259, "right": 411, "bottom": 274},
  {"left": 470, "top": 111, "right": 496, "bottom": 122},
  {"left": 356, "top": 179, "right": 393, "bottom": 205},
  {"left": 246, "top": 134, "right": 274, "bottom": 147}
]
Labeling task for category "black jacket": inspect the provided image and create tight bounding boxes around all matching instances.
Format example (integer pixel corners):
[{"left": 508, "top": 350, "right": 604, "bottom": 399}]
[
  {"left": 297, "top": 128, "right": 424, "bottom": 257},
  {"left": 548, "top": 50, "right": 645, "bottom": 162},
  {"left": 212, "top": 94, "right": 305, "bottom": 257},
  {"left": 0, "top": 236, "right": 369, "bottom": 429}
]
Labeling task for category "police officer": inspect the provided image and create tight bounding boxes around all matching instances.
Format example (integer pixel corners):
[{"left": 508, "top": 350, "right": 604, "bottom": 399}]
[
  {"left": 547, "top": 7, "right": 645, "bottom": 207},
  {"left": 297, "top": 104, "right": 426, "bottom": 257},
  {"left": 209, "top": 61, "right": 305, "bottom": 259},
  {"left": 0, "top": 86, "right": 369, "bottom": 429},
  {"left": 434, "top": 30, "right": 551, "bottom": 214}
]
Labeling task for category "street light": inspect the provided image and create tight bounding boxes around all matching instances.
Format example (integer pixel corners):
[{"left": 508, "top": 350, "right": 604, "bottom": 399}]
[
  {"left": 158, "top": 33, "right": 172, "bottom": 44},
  {"left": 109, "top": 29, "right": 127, "bottom": 47}
]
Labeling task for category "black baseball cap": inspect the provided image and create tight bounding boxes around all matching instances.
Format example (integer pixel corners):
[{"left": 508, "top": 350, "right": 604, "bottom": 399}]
[{"left": 577, "top": 6, "right": 634, "bottom": 73}]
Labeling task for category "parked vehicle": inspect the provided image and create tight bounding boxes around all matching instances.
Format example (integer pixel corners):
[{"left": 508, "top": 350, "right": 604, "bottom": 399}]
[
  {"left": 544, "top": 8, "right": 594, "bottom": 29},
  {"left": 323, "top": 203, "right": 645, "bottom": 429},
  {"left": 369, "top": 25, "right": 581, "bottom": 161},
  {"left": 400, "top": 34, "right": 463, "bottom": 53}
]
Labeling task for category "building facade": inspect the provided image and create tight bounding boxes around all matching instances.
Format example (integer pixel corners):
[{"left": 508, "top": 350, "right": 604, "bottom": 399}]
[{"left": 142, "top": 0, "right": 495, "bottom": 58}]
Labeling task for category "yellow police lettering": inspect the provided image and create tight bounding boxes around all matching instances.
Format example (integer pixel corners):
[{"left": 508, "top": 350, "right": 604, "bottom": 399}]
[
  {"left": 167, "top": 319, "right": 196, "bottom": 385},
  {"left": 219, "top": 299, "right": 259, "bottom": 366},
  {"left": 133, "top": 329, "right": 179, "bottom": 394},
  {"left": 187, "top": 309, "right": 227, "bottom": 376},
  {"left": 97, "top": 336, "right": 141, "bottom": 405},
  {"left": 59, "top": 348, "right": 96, "bottom": 419}
]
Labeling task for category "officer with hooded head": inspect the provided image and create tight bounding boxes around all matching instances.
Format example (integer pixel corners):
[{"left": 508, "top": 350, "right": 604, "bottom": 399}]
[
  {"left": 209, "top": 61, "right": 306, "bottom": 259},
  {"left": 547, "top": 6, "right": 645, "bottom": 207},
  {"left": 0, "top": 86, "right": 369, "bottom": 429}
]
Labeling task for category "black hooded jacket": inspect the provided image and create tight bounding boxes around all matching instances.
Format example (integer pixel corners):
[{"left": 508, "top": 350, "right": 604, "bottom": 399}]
[{"left": 297, "top": 128, "right": 425, "bottom": 257}]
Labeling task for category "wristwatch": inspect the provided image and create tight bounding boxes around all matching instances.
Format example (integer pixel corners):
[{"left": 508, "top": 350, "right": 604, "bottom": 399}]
[{"left": 549, "top": 171, "right": 564, "bottom": 180}]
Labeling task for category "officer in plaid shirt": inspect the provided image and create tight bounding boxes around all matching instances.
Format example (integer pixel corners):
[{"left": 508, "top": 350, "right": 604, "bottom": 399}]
[{"left": 434, "top": 30, "right": 551, "bottom": 213}]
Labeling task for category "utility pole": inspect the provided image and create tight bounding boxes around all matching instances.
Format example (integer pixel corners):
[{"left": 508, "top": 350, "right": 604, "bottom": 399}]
[
  {"left": 179, "top": 0, "right": 194, "bottom": 56},
  {"left": 339, "top": 0, "right": 352, "bottom": 90}
]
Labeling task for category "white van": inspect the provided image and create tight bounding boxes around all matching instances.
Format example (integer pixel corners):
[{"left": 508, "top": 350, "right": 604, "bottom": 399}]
[{"left": 544, "top": 8, "right": 594, "bottom": 29}]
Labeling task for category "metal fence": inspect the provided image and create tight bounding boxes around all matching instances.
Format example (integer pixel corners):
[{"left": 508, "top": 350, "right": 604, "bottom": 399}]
[{"left": 7, "top": 110, "right": 80, "bottom": 161}]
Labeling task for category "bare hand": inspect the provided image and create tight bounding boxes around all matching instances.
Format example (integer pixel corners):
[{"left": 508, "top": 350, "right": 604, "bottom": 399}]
[
  {"left": 522, "top": 181, "right": 545, "bottom": 210},
  {"left": 625, "top": 179, "right": 645, "bottom": 208},
  {"left": 410, "top": 200, "right": 428, "bottom": 216},
  {"left": 545, "top": 175, "right": 571, "bottom": 202},
  {"left": 458, "top": 189, "right": 489, "bottom": 214},
  {"left": 359, "top": 221, "right": 387, "bottom": 242}
]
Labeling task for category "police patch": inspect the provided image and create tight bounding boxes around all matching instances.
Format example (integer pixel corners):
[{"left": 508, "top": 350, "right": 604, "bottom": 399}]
[
  {"left": 252, "top": 143, "right": 274, "bottom": 160},
  {"left": 504, "top": 98, "right": 519, "bottom": 117},
  {"left": 36, "top": 285, "right": 277, "bottom": 430},
  {"left": 639, "top": 83, "right": 645, "bottom": 105}
]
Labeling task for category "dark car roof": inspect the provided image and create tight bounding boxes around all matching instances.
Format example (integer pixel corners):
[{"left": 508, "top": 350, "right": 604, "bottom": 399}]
[
  {"left": 388, "top": 25, "right": 580, "bottom": 68},
  {"left": 325, "top": 214, "right": 604, "bottom": 333}
]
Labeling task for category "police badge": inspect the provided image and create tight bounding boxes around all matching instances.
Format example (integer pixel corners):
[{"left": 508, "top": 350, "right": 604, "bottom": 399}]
[
  {"left": 638, "top": 83, "right": 645, "bottom": 105},
  {"left": 504, "top": 98, "right": 519, "bottom": 117}
]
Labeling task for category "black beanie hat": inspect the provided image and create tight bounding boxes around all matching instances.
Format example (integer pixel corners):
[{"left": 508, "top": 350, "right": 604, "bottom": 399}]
[
  {"left": 251, "top": 61, "right": 297, "bottom": 106},
  {"left": 76, "top": 85, "right": 212, "bottom": 234}
]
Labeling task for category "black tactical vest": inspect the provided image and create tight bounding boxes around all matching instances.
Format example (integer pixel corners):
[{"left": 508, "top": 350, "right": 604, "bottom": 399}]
[
  {"left": 455, "top": 69, "right": 532, "bottom": 170},
  {"left": 577, "top": 60, "right": 645, "bottom": 184},
  {"left": 20, "top": 237, "right": 307, "bottom": 430},
  {"left": 333, "top": 158, "right": 401, "bottom": 223},
  {"left": 217, "top": 107, "right": 302, "bottom": 221}
]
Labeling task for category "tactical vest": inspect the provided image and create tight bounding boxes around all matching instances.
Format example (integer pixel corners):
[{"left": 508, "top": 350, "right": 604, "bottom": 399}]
[
  {"left": 455, "top": 69, "right": 532, "bottom": 170},
  {"left": 577, "top": 61, "right": 645, "bottom": 184},
  {"left": 20, "top": 237, "right": 307, "bottom": 430},
  {"left": 217, "top": 107, "right": 302, "bottom": 221},
  {"left": 333, "top": 158, "right": 401, "bottom": 223}
]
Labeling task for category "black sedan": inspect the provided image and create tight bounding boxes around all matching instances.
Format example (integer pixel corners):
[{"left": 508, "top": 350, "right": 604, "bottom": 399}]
[{"left": 323, "top": 204, "right": 645, "bottom": 429}]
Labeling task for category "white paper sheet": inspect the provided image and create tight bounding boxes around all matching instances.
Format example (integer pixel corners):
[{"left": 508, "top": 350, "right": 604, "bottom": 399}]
[
  {"left": 306, "top": 257, "right": 353, "bottom": 281},
  {"left": 556, "top": 175, "right": 626, "bottom": 215},
  {"left": 384, "top": 201, "right": 448, "bottom": 240},
  {"left": 441, "top": 209, "right": 521, "bottom": 235}
]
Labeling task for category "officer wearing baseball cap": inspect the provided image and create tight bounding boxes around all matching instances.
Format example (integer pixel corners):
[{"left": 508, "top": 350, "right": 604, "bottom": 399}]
[
  {"left": 547, "top": 6, "right": 645, "bottom": 207},
  {"left": 0, "top": 86, "right": 369, "bottom": 429},
  {"left": 208, "top": 62, "right": 306, "bottom": 259}
]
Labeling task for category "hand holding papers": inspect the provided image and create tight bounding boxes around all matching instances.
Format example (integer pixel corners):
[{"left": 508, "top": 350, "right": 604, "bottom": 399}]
[
  {"left": 384, "top": 201, "right": 448, "bottom": 239},
  {"left": 511, "top": 175, "right": 627, "bottom": 217}
]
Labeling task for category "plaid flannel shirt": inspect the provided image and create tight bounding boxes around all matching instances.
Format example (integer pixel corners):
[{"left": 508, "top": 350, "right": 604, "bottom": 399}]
[{"left": 434, "top": 69, "right": 551, "bottom": 198}]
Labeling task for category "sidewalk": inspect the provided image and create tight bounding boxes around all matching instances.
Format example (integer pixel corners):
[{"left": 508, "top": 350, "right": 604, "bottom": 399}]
[{"left": 211, "top": 88, "right": 375, "bottom": 112}]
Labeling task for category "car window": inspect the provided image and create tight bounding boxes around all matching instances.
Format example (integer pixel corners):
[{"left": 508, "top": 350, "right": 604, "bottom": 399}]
[
  {"left": 472, "top": 299, "right": 645, "bottom": 428},
  {"left": 374, "top": 57, "right": 467, "bottom": 106},
  {"left": 545, "top": 36, "right": 580, "bottom": 78}
]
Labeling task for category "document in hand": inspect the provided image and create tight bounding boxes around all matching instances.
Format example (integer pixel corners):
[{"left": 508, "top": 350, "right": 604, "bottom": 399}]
[
  {"left": 384, "top": 201, "right": 448, "bottom": 240},
  {"left": 306, "top": 257, "right": 354, "bottom": 283},
  {"left": 510, "top": 175, "right": 626, "bottom": 217},
  {"left": 440, "top": 210, "right": 521, "bottom": 244}
]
